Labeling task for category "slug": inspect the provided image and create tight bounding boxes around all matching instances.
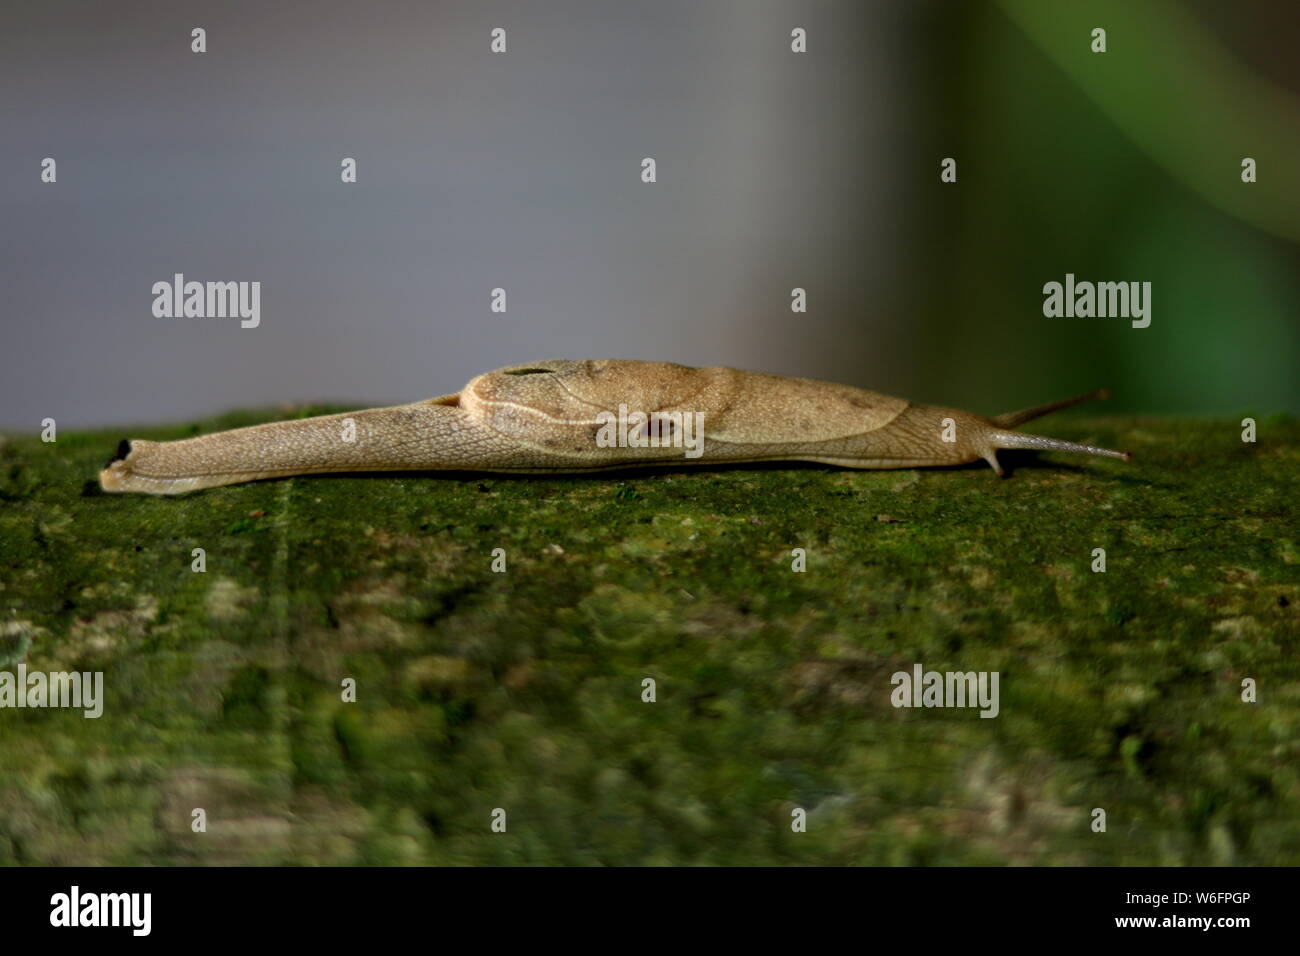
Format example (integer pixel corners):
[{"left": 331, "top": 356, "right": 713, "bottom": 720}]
[{"left": 98, "top": 359, "right": 1130, "bottom": 495}]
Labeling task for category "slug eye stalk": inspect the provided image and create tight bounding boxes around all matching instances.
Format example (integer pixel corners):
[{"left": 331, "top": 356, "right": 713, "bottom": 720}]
[{"left": 978, "top": 388, "right": 1131, "bottom": 477}]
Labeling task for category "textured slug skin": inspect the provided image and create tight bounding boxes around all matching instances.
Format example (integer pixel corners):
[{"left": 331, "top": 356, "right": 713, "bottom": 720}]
[{"left": 99, "top": 359, "right": 1127, "bottom": 494}]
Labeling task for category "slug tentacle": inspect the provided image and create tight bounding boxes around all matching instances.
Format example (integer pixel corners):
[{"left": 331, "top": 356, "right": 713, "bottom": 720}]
[
  {"left": 97, "top": 360, "right": 1132, "bottom": 494},
  {"left": 985, "top": 430, "right": 1131, "bottom": 464},
  {"left": 975, "top": 388, "right": 1130, "bottom": 476},
  {"left": 990, "top": 388, "right": 1110, "bottom": 428}
]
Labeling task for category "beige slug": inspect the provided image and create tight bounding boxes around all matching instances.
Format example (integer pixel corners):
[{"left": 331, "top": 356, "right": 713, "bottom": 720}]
[{"left": 99, "top": 359, "right": 1130, "bottom": 495}]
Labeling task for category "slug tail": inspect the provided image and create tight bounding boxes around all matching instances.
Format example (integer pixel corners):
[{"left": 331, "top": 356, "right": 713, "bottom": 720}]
[
  {"left": 100, "top": 439, "right": 271, "bottom": 495},
  {"left": 991, "top": 388, "right": 1110, "bottom": 428},
  {"left": 97, "top": 400, "right": 518, "bottom": 495}
]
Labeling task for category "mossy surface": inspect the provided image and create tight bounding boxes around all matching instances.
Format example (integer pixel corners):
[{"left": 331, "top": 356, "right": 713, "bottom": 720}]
[{"left": 0, "top": 409, "right": 1296, "bottom": 865}]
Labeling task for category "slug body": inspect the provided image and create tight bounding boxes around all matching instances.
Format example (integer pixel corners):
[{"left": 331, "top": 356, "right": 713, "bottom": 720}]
[{"left": 99, "top": 359, "right": 1130, "bottom": 495}]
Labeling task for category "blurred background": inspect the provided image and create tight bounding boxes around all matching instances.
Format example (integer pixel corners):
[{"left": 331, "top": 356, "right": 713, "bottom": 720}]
[{"left": 1, "top": 0, "right": 1296, "bottom": 430}]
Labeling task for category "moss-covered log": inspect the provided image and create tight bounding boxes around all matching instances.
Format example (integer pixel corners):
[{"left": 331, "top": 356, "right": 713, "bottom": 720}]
[{"left": 0, "top": 409, "right": 1295, "bottom": 864}]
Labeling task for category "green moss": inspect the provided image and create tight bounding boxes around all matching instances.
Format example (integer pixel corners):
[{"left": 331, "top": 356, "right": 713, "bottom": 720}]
[{"left": 0, "top": 411, "right": 1296, "bottom": 864}]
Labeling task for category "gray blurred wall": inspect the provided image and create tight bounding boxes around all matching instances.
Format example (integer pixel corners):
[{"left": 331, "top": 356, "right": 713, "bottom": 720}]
[{"left": 0, "top": 0, "right": 909, "bottom": 429}]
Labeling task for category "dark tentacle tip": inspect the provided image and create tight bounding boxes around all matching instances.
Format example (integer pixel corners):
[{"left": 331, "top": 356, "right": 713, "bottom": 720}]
[{"left": 104, "top": 439, "right": 132, "bottom": 468}]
